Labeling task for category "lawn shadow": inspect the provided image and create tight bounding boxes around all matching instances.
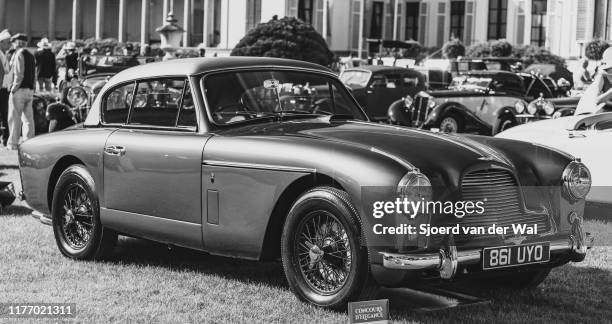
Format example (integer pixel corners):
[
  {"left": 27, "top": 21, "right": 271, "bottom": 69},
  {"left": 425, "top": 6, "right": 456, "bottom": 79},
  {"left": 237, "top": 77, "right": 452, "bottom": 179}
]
[
  {"left": 386, "top": 265, "right": 612, "bottom": 323},
  {"left": 0, "top": 165, "right": 19, "bottom": 170},
  {"left": 0, "top": 205, "right": 33, "bottom": 217},
  {"left": 110, "top": 237, "right": 289, "bottom": 290}
]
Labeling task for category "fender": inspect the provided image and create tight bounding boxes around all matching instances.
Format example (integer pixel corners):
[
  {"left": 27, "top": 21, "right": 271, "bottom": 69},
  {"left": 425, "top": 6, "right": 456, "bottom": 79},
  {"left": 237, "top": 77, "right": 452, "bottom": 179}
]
[{"left": 428, "top": 102, "right": 489, "bottom": 131}]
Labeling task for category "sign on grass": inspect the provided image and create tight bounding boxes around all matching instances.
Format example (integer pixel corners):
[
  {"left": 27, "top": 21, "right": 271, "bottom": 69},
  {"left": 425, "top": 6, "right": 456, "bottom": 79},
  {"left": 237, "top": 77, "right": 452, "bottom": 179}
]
[{"left": 348, "top": 299, "right": 389, "bottom": 324}]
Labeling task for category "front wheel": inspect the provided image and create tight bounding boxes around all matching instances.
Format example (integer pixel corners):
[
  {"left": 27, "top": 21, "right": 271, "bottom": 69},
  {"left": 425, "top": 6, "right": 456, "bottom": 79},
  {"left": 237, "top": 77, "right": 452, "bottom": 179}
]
[
  {"left": 281, "top": 187, "right": 378, "bottom": 309},
  {"left": 439, "top": 113, "right": 463, "bottom": 133},
  {"left": 52, "top": 165, "right": 117, "bottom": 260},
  {"left": 493, "top": 114, "right": 518, "bottom": 135}
]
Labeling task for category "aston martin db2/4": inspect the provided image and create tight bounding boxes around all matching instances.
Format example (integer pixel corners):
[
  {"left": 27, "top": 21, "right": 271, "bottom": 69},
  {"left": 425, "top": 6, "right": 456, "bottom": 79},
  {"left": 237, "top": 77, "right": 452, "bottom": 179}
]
[{"left": 19, "top": 58, "right": 593, "bottom": 308}]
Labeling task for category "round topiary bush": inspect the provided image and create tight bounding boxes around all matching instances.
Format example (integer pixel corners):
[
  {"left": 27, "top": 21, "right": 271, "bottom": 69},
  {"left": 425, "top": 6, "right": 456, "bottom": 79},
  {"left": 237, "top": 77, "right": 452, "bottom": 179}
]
[
  {"left": 490, "top": 39, "right": 513, "bottom": 57},
  {"left": 465, "top": 42, "right": 491, "bottom": 58},
  {"left": 442, "top": 39, "right": 465, "bottom": 59},
  {"left": 512, "top": 45, "right": 566, "bottom": 68},
  {"left": 585, "top": 39, "right": 610, "bottom": 60},
  {"left": 231, "top": 15, "right": 334, "bottom": 66}
]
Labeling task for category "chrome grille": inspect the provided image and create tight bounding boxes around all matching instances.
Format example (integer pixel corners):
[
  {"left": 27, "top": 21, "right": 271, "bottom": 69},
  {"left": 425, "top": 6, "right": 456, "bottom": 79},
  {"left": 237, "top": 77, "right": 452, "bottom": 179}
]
[
  {"left": 456, "top": 169, "right": 550, "bottom": 242},
  {"left": 412, "top": 95, "right": 429, "bottom": 125}
]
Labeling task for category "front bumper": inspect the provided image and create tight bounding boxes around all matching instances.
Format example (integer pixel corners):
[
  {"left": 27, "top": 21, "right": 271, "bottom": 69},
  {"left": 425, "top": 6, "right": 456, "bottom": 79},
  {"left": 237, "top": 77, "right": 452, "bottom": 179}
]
[{"left": 379, "top": 218, "right": 594, "bottom": 280}]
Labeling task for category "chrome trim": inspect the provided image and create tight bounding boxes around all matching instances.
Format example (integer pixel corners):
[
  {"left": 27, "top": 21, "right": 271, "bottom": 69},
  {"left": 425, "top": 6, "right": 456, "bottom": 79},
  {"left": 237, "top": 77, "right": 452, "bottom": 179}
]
[
  {"left": 31, "top": 211, "right": 52, "bottom": 226},
  {"left": 202, "top": 160, "right": 316, "bottom": 173},
  {"left": 369, "top": 147, "right": 415, "bottom": 170},
  {"left": 380, "top": 235, "right": 591, "bottom": 274}
]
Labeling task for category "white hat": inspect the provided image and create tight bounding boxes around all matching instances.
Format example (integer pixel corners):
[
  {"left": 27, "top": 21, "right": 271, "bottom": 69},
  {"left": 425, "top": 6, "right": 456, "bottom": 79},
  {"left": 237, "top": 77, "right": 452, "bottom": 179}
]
[
  {"left": 37, "top": 37, "right": 51, "bottom": 48},
  {"left": 64, "top": 41, "right": 76, "bottom": 50},
  {"left": 601, "top": 47, "right": 612, "bottom": 68},
  {"left": 0, "top": 29, "right": 10, "bottom": 42}
]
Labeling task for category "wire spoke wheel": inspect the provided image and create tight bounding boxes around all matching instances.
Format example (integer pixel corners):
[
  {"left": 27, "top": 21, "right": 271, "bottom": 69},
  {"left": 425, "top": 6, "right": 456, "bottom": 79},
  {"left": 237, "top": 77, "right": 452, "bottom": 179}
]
[
  {"left": 440, "top": 116, "right": 459, "bottom": 133},
  {"left": 294, "top": 210, "right": 352, "bottom": 295},
  {"left": 59, "top": 183, "right": 94, "bottom": 250}
]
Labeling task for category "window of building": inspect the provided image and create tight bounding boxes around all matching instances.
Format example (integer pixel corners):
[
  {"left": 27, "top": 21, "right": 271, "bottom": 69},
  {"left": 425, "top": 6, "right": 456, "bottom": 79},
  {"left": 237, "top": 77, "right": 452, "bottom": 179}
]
[
  {"left": 419, "top": 2, "right": 428, "bottom": 43},
  {"left": 488, "top": 0, "right": 507, "bottom": 40},
  {"left": 246, "top": 0, "right": 262, "bottom": 31},
  {"left": 405, "top": 2, "right": 419, "bottom": 40},
  {"left": 370, "top": 1, "right": 384, "bottom": 38},
  {"left": 450, "top": 1, "right": 465, "bottom": 40},
  {"left": 516, "top": 0, "right": 525, "bottom": 44},
  {"left": 530, "top": 0, "right": 547, "bottom": 46},
  {"left": 298, "top": 0, "right": 314, "bottom": 24}
]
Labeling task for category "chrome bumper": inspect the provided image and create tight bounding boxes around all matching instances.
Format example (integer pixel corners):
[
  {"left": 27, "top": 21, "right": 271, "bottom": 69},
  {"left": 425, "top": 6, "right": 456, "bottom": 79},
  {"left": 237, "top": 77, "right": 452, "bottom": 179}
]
[{"left": 380, "top": 218, "right": 594, "bottom": 279}]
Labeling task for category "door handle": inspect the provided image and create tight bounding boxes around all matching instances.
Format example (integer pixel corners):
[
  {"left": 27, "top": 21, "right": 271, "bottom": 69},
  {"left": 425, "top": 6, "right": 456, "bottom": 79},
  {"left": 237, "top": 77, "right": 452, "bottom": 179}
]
[{"left": 104, "top": 145, "right": 126, "bottom": 156}]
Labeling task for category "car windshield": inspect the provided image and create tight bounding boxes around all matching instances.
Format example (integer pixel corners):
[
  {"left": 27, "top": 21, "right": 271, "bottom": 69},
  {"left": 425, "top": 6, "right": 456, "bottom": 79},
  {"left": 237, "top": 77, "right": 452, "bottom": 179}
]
[
  {"left": 339, "top": 70, "right": 371, "bottom": 88},
  {"left": 203, "top": 70, "right": 367, "bottom": 125},
  {"left": 449, "top": 76, "right": 492, "bottom": 90}
]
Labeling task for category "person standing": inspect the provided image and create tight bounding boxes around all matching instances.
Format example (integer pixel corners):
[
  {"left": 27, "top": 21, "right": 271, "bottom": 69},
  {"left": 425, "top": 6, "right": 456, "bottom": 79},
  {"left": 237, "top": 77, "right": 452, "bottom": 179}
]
[
  {"left": 0, "top": 29, "right": 11, "bottom": 147},
  {"left": 7, "top": 33, "right": 36, "bottom": 150},
  {"left": 35, "top": 38, "right": 56, "bottom": 91}
]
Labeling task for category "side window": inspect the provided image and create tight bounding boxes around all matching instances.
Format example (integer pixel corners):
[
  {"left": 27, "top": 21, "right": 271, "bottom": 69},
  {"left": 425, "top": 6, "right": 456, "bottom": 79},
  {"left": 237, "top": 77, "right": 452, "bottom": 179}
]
[
  {"left": 103, "top": 82, "right": 135, "bottom": 124},
  {"left": 369, "top": 74, "right": 387, "bottom": 88},
  {"left": 492, "top": 75, "right": 523, "bottom": 94},
  {"left": 129, "top": 78, "right": 185, "bottom": 127},
  {"left": 177, "top": 83, "right": 197, "bottom": 128}
]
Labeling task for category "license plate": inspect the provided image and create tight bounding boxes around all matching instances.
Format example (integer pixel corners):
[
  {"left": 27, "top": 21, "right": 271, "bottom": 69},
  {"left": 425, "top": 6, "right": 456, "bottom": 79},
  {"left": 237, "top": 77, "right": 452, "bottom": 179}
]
[{"left": 482, "top": 242, "right": 550, "bottom": 270}]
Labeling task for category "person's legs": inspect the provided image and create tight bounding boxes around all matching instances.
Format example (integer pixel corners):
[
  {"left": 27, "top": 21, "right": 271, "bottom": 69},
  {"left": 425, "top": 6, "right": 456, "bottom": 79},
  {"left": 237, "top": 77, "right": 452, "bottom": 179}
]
[
  {"left": 37, "top": 78, "right": 44, "bottom": 92},
  {"left": 0, "top": 88, "right": 9, "bottom": 146},
  {"left": 7, "top": 90, "right": 24, "bottom": 149},
  {"left": 21, "top": 89, "right": 34, "bottom": 141},
  {"left": 44, "top": 78, "right": 53, "bottom": 91}
]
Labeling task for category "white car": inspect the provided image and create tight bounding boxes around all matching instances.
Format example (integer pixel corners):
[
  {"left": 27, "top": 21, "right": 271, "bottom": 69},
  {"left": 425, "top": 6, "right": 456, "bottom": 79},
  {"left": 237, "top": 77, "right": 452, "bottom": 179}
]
[{"left": 497, "top": 112, "right": 612, "bottom": 216}]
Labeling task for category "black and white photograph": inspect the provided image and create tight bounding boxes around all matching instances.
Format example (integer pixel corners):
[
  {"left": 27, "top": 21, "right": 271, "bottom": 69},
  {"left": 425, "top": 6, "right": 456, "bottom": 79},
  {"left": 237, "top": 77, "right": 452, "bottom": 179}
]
[{"left": 0, "top": 0, "right": 610, "bottom": 323}]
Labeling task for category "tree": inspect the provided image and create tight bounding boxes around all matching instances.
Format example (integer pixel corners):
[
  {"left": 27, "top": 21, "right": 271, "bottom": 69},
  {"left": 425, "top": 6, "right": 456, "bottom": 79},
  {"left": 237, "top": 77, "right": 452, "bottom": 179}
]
[
  {"left": 466, "top": 39, "right": 514, "bottom": 58},
  {"left": 512, "top": 45, "right": 566, "bottom": 68},
  {"left": 490, "top": 39, "right": 513, "bottom": 57},
  {"left": 442, "top": 39, "right": 465, "bottom": 59},
  {"left": 231, "top": 15, "right": 334, "bottom": 66},
  {"left": 465, "top": 42, "right": 491, "bottom": 58},
  {"left": 585, "top": 39, "right": 610, "bottom": 60}
]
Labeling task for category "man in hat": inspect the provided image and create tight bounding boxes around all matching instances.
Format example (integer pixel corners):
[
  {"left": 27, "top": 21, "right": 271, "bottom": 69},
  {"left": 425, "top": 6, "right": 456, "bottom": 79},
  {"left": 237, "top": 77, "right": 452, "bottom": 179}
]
[
  {"left": 0, "top": 29, "right": 11, "bottom": 147},
  {"left": 35, "top": 37, "right": 56, "bottom": 91},
  {"left": 7, "top": 33, "right": 36, "bottom": 150},
  {"left": 63, "top": 42, "right": 78, "bottom": 82}
]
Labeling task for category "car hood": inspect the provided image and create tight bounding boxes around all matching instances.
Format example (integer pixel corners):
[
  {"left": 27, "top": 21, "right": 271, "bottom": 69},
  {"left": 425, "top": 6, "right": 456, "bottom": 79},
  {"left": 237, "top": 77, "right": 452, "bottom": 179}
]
[
  {"left": 496, "top": 114, "right": 584, "bottom": 141},
  {"left": 217, "top": 118, "right": 514, "bottom": 177}
]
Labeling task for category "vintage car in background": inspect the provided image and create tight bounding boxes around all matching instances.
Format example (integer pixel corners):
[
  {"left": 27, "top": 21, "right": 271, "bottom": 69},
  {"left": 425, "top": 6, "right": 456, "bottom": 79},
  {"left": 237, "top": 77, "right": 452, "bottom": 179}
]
[
  {"left": 388, "top": 70, "right": 564, "bottom": 134},
  {"left": 19, "top": 57, "right": 593, "bottom": 308},
  {"left": 340, "top": 65, "right": 426, "bottom": 121},
  {"left": 497, "top": 112, "right": 612, "bottom": 217},
  {"left": 515, "top": 95, "right": 579, "bottom": 124}
]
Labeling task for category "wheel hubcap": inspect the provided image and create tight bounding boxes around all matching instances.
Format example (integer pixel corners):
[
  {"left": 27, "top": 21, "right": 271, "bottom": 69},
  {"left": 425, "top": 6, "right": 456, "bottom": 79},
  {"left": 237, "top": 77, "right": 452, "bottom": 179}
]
[
  {"left": 295, "top": 211, "right": 352, "bottom": 295},
  {"left": 60, "top": 184, "right": 94, "bottom": 250},
  {"left": 440, "top": 117, "right": 458, "bottom": 133}
]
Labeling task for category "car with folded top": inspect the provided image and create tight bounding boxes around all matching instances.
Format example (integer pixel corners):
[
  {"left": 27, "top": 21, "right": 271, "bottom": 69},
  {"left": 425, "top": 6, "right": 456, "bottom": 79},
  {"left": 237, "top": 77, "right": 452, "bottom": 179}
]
[{"left": 18, "top": 57, "right": 594, "bottom": 308}]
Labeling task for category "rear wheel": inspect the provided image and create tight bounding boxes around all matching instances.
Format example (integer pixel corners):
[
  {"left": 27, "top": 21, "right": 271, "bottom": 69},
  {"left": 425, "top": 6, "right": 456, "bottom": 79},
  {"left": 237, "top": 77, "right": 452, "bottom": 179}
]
[
  {"left": 52, "top": 165, "right": 117, "bottom": 260},
  {"left": 439, "top": 113, "right": 463, "bottom": 133},
  {"left": 281, "top": 187, "right": 378, "bottom": 309}
]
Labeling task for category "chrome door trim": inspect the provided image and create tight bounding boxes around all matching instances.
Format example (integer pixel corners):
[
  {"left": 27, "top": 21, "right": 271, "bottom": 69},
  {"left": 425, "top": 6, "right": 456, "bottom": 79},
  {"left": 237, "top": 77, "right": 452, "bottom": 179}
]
[{"left": 202, "top": 160, "right": 316, "bottom": 173}]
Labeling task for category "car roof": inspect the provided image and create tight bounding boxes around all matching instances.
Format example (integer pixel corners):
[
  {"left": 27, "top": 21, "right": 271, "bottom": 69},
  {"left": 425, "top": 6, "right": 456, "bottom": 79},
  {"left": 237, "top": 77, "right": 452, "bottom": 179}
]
[
  {"left": 459, "top": 70, "right": 519, "bottom": 78},
  {"left": 107, "top": 57, "right": 332, "bottom": 85}
]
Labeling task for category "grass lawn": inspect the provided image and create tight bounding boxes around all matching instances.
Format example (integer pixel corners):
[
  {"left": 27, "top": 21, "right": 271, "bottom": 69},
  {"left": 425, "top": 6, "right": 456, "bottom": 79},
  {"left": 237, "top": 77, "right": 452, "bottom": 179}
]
[{"left": 1, "top": 163, "right": 611, "bottom": 323}]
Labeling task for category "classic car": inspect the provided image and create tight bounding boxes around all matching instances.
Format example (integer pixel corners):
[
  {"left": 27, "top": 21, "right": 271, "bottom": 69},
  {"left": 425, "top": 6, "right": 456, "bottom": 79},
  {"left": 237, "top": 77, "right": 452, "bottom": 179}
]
[
  {"left": 19, "top": 57, "right": 593, "bottom": 308},
  {"left": 388, "top": 70, "right": 562, "bottom": 134},
  {"left": 515, "top": 95, "right": 579, "bottom": 124},
  {"left": 339, "top": 65, "right": 426, "bottom": 121},
  {"left": 497, "top": 112, "right": 612, "bottom": 217}
]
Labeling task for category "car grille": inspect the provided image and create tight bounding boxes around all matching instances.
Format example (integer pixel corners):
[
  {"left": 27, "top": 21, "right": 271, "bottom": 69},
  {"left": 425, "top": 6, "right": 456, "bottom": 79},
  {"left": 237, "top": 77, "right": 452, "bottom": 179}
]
[
  {"left": 456, "top": 169, "right": 551, "bottom": 242},
  {"left": 411, "top": 95, "right": 429, "bottom": 125}
]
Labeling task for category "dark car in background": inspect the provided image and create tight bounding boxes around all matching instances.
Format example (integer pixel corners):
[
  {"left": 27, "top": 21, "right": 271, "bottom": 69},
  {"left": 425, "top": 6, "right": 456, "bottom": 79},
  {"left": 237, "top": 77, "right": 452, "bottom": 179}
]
[
  {"left": 340, "top": 66, "right": 426, "bottom": 121},
  {"left": 389, "top": 70, "right": 565, "bottom": 134}
]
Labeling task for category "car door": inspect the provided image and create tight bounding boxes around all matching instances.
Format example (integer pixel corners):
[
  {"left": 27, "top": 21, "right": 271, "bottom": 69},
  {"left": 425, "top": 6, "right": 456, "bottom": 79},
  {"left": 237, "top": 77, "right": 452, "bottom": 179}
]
[{"left": 102, "top": 77, "right": 209, "bottom": 249}]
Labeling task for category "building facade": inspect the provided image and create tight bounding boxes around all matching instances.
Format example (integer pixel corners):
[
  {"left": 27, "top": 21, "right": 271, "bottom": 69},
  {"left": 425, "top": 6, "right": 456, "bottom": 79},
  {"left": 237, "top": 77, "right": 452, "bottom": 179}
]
[{"left": 0, "top": 0, "right": 606, "bottom": 58}]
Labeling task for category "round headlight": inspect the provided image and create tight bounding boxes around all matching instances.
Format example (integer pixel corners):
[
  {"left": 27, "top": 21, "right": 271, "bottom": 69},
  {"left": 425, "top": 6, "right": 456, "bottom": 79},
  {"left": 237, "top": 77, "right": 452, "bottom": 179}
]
[
  {"left": 542, "top": 100, "right": 555, "bottom": 115},
  {"left": 397, "top": 170, "right": 433, "bottom": 204},
  {"left": 527, "top": 101, "right": 538, "bottom": 114},
  {"left": 66, "top": 87, "right": 88, "bottom": 107},
  {"left": 562, "top": 161, "right": 591, "bottom": 201},
  {"left": 428, "top": 100, "right": 437, "bottom": 109},
  {"left": 403, "top": 96, "right": 414, "bottom": 107},
  {"left": 514, "top": 101, "right": 526, "bottom": 113}
]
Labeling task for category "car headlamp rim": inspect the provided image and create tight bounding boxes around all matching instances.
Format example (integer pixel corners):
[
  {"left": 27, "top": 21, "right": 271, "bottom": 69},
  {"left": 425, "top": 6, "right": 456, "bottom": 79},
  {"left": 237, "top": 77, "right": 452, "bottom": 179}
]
[
  {"left": 514, "top": 100, "right": 526, "bottom": 113},
  {"left": 404, "top": 96, "right": 414, "bottom": 107},
  {"left": 562, "top": 161, "right": 591, "bottom": 201},
  {"left": 543, "top": 100, "right": 555, "bottom": 115},
  {"left": 66, "top": 86, "right": 88, "bottom": 107},
  {"left": 397, "top": 170, "right": 433, "bottom": 201},
  {"left": 527, "top": 101, "right": 538, "bottom": 114}
]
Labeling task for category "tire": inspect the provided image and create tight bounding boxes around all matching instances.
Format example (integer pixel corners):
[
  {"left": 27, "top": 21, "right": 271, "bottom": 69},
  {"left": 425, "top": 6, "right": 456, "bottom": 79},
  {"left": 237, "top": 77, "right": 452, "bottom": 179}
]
[
  {"left": 52, "top": 165, "right": 117, "bottom": 260},
  {"left": 439, "top": 112, "right": 464, "bottom": 133},
  {"left": 493, "top": 114, "right": 517, "bottom": 135},
  {"left": 474, "top": 268, "right": 551, "bottom": 289},
  {"left": 281, "top": 187, "right": 378, "bottom": 309}
]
